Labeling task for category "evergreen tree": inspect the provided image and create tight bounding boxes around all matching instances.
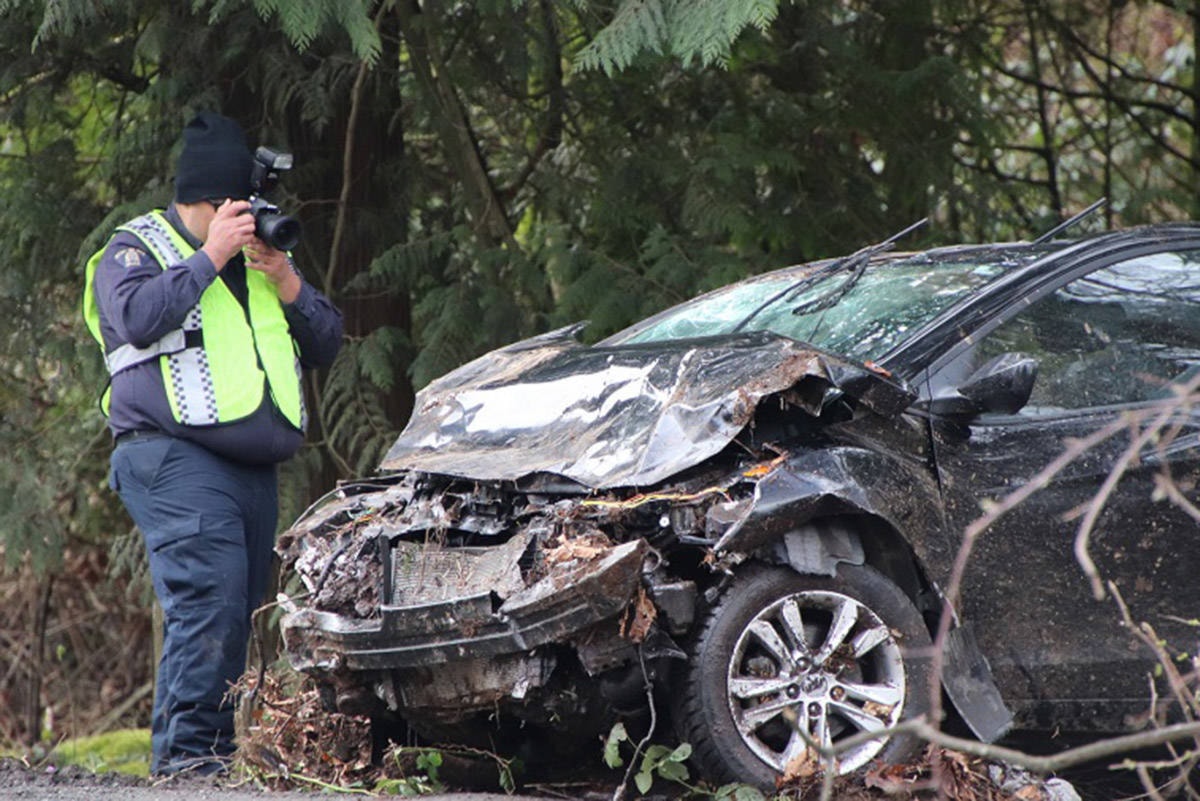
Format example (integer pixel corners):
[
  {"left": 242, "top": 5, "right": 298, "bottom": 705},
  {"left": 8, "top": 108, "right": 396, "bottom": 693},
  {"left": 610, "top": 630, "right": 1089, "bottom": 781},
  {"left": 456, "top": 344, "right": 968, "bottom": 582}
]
[{"left": 1, "top": 0, "right": 1198, "bottom": 746}]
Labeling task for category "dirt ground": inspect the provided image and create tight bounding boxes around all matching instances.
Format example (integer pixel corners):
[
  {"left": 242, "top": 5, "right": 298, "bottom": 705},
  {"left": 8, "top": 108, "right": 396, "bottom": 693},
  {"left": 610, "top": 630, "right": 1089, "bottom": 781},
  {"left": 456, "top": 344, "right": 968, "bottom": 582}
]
[
  {"left": 0, "top": 758, "right": 550, "bottom": 801},
  {"left": 0, "top": 752, "right": 1105, "bottom": 801}
]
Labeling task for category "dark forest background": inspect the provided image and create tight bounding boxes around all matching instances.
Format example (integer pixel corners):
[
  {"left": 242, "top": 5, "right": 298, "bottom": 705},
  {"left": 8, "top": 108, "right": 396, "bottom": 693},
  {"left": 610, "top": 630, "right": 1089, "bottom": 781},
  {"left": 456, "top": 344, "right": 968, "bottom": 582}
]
[{"left": 1, "top": 0, "right": 1196, "bottom": 753}]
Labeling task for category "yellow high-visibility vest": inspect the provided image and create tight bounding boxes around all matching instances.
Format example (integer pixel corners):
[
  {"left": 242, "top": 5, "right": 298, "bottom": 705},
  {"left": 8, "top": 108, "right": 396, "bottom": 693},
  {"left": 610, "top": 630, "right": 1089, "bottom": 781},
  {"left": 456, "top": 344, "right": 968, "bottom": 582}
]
[{"left": 83, "top": 210, "right": 306, "bottom": 429}]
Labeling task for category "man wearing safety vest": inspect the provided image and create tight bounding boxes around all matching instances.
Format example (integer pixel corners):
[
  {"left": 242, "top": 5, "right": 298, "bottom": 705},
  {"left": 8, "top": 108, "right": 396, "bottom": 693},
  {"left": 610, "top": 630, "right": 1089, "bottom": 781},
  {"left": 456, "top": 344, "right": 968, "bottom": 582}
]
[{"left": 83, "top": 112, "right": 343, "bottom": 775}]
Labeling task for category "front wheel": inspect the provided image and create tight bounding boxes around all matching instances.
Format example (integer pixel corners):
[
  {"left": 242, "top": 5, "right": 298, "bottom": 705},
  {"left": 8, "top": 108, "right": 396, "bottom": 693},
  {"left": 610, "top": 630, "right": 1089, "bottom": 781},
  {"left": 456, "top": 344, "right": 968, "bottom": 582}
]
[{"left": 673, "top": 562, "right": 932, "bottom": 787}]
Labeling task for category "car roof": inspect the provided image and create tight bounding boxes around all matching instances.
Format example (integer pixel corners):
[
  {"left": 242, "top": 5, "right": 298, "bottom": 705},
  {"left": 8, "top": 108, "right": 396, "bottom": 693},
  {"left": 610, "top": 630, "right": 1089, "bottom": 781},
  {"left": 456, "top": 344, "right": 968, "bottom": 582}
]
[
  {"left": 881, "top": 222, "right": 1200, "bottom": 376},
  {"left": 601, "top": 222, "right": 1200, "bottom": 379}
]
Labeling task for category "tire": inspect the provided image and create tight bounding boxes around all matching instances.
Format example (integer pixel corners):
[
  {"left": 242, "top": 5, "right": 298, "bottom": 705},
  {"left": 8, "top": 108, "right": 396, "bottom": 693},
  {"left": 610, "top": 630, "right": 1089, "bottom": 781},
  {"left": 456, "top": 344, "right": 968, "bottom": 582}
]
[{"left": 673, "top": 562, "right": 932, "bottom": 788}]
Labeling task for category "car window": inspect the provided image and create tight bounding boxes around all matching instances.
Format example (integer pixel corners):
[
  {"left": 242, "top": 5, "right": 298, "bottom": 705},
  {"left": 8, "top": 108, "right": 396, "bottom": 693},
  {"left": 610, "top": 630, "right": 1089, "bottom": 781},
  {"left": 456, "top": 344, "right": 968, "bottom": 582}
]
[
  {"left": 971, "top": 251, "right": 1200, "bottom": 412},
  {"left": 609, "top": 249, "right": 1042, "bottom": 361}
]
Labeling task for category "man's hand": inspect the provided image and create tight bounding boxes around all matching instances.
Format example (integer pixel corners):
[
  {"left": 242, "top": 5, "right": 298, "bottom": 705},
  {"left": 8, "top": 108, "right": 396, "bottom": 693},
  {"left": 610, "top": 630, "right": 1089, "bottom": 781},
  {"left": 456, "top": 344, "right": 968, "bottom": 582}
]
[
  {"left": 246, "top": 240, "right": 301, "bottom": 304},
  {"left": 201, "top": 200, "right": 255, "bottom": 270}
]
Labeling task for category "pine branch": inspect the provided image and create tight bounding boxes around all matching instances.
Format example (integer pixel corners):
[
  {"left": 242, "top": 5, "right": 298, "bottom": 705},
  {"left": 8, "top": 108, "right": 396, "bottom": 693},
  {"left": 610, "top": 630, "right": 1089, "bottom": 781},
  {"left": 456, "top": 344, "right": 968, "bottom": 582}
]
[{"left": 576, "top": 0, "right": 780, "bottom": 73}]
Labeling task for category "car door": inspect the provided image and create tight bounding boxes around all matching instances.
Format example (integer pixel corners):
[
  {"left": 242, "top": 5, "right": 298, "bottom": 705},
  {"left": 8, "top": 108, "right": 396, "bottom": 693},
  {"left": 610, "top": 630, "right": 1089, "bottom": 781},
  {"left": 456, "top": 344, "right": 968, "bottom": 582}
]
[{"left": 925, "top": 248, "right": 1200, "bottom": 731}]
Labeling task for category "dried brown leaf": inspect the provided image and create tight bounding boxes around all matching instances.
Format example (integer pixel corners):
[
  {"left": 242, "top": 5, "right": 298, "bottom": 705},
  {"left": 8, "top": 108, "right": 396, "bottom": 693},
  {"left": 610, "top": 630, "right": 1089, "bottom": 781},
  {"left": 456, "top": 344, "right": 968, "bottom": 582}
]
[
  {"left": 780, "top": 747, "right": 820, "bottom": 784},
  {"left": 619, "top": 586, "right": 657, "bottom": 642},
  {"left": 862, "top": 701, "right": 895, "bottom": 720}
]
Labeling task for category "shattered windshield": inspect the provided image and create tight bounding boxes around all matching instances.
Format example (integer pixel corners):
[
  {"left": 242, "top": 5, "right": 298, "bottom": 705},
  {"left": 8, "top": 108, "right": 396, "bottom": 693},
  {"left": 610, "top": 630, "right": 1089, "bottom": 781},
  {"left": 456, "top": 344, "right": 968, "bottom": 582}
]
[{"left": 608, "top": 249, "right": 1046, "bottom": 361}]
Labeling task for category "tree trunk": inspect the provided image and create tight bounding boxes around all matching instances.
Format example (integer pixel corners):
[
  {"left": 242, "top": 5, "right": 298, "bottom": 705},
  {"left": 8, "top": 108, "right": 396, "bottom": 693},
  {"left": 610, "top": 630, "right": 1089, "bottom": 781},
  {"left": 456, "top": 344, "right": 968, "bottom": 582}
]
[
  {"left": 394, "top": 0, "right": 517, "bottom": 250},
  {"left": 24, "top": 576, "right": 53, "bottom": 748}
]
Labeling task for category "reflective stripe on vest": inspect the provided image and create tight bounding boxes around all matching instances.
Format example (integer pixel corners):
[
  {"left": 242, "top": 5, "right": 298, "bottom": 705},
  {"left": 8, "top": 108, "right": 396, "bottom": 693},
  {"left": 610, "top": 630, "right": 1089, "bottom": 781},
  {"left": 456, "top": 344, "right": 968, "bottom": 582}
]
[
  {"left": 116, "top": 215, "right": 222, "bottom": 424},
  {"left": 104, "top": 328, "right": 187, "bottom": 374},
  {"left": 83, "top": 210, "right": 307, "bottom": 430}
]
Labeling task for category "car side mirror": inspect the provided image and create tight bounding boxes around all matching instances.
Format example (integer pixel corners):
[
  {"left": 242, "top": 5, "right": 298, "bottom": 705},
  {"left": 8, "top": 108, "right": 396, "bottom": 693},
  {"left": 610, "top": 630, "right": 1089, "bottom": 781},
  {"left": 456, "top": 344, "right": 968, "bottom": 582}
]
[{"left": 929, "top": 353, "right": 1039, "bottom": 417}]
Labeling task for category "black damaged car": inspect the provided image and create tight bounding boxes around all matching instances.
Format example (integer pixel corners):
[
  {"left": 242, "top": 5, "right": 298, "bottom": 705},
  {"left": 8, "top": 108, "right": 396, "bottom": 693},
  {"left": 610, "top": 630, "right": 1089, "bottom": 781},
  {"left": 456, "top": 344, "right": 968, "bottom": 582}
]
[{"left": 277, "top": 222, "right": 1200, "bottom": 787}]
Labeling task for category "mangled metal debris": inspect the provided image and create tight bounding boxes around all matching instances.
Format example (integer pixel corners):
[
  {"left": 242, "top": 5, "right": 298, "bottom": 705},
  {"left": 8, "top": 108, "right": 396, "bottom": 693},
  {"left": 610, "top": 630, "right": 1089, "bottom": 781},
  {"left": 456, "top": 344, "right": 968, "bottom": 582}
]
[
  {"left": 379, "top": 327, "right": 913, "bottom": 488},
  {"left": 276, "top": 323, "right": 952, "bottom": 784}
]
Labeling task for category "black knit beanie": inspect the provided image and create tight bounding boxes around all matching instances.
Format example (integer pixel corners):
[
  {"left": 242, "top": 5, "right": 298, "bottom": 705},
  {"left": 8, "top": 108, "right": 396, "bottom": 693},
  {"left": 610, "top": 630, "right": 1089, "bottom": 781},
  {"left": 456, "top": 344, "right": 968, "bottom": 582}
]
[{"left": 174, "top": 112, "right": 254, "bottom": 204}]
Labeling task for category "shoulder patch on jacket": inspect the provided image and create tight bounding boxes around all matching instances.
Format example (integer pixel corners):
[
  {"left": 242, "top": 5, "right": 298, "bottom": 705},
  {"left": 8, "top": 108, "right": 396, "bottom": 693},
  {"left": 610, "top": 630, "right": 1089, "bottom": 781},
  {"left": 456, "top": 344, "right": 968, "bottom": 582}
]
[{"left": 115, "top": 246, "right": 146, "bottom": 269}]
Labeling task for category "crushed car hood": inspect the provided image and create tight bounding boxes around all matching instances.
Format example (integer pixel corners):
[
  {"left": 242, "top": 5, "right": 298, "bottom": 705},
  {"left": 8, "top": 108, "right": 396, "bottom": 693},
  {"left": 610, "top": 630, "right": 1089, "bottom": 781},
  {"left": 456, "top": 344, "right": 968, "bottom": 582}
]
[{"left": 380, "top": 324, "right": 915, "bottom": 489}]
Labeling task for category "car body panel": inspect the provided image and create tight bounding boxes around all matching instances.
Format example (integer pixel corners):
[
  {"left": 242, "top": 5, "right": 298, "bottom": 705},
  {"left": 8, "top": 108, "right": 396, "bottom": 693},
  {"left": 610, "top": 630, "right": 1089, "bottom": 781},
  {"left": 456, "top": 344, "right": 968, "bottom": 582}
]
[
  {"left": 280, "top": 224, "right": 1200, "bottom": 777},
  {"left": 932, "top": 400, "right": 1200, "bottom": 730},
  {"left": 380, "top": 326, "right": 913, "bottom": 489}
]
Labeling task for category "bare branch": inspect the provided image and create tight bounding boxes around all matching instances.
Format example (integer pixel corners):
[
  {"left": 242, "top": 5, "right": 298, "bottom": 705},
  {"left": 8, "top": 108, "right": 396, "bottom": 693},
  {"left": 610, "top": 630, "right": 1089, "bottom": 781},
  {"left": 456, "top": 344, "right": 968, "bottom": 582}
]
[
  {"left": 787, "top": 711, "right": 1200, "bottom": 778},
  {"left": 1110, "top": 582, "right": 1200, "bottom": 719},
  {"left": 1041, "top": 6, "right": 1191, "bottom": 98},
  {"left": 325, "top": 9, "right": 385, "bottom": 298},
  {"left": 1070, "top": 407, "right": 1175, "bottom": 600},
  {"left": 978, "top": 53, "right": 1193, "bottom": 127}
]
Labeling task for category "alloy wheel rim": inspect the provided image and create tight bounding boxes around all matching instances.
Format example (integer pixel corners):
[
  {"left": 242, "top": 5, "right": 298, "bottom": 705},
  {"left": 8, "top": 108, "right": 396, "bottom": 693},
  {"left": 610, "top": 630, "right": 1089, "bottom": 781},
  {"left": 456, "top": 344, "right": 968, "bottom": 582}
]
[{"left": 725, "top": 589, "right": 907, "bottom": 775}]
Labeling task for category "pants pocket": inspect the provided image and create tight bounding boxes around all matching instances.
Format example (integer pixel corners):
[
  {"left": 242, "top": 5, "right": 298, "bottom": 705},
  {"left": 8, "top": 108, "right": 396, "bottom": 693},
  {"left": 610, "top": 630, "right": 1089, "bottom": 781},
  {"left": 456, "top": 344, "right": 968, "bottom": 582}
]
[
  {"left": 112, "top": 438, "right": 174, "bottom": 493},
  {"left": 144, "top": 512, "right": 203, "bottom": 555},
  {"left": 146, "top": 514, "right": 237, "bottom": 615}
]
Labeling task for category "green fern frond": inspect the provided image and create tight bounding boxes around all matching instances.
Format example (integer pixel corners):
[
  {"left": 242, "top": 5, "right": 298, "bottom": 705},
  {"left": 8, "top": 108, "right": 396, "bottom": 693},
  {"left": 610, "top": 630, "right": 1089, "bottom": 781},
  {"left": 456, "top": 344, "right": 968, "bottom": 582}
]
[
  {"left": 577, "top": 0, "right": 670, "bottom": 76},
  {"left": 27, "top": 0, "right": 103, "bottom": 47},
  {"left": 193, "top": 0, "right": 379, "bottom": 64},
  {"left": 320, "top": 341, "right": 399, "bottom": 476},
  {"left": 668, "top": 0, "right": 777, "bottom": 68},
  {"left": 358, "top": 327, "right": 410, "bottom": 392},
  {"left": 577, "top": 0, "right": 779, "bottom": 73},
  {"left": 344, "top": 233, "right": 455, "bottom": 296},
  {"left": 331, "top": 0, "right": 382, "bottom": 64}
]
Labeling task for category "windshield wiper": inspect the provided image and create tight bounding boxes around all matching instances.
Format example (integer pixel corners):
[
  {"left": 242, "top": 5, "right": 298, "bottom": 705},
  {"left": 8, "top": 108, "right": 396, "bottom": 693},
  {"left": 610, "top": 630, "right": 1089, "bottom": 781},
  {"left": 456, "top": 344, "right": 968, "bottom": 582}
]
[
  {"left": 1032, "top": 197, "right": 1106, "bottom": 244},
  {"left": 730, "top": 218, "right": 928, "bottom": 333},
  {"left": 792, "top": 217, "right": 929, "bottom": 317}
]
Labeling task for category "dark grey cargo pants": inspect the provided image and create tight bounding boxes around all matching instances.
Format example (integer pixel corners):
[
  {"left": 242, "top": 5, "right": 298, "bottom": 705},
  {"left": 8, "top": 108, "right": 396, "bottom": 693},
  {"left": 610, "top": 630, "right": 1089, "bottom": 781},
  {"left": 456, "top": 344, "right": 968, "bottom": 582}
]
[{"left": 110, "top": 434, "right": 277, "bottom": 775}]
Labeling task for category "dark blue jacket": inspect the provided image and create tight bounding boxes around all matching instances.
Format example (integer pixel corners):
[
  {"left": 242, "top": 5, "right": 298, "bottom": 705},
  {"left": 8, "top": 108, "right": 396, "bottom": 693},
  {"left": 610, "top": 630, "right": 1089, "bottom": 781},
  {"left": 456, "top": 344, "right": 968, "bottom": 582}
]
[{"left": 91, "top": 205, "right": 343, "bottom": 464}]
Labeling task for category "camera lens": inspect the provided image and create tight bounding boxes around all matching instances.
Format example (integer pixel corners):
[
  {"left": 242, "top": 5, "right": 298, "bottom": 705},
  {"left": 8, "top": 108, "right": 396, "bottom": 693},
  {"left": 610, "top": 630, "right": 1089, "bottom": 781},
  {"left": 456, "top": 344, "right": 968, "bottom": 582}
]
[
  {"left": 257, "top": 213, "right": 302, "bottom": 251},
  {"left": 248, "top": 197, "right": 302, "bottom": 251}
]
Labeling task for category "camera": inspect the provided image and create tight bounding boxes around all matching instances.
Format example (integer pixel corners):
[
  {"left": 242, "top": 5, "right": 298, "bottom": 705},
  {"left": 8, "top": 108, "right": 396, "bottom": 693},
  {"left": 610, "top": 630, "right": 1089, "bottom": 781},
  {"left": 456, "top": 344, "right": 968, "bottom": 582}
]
[{"left": 248, "top": 146, "right": 301, "bottom": 251}]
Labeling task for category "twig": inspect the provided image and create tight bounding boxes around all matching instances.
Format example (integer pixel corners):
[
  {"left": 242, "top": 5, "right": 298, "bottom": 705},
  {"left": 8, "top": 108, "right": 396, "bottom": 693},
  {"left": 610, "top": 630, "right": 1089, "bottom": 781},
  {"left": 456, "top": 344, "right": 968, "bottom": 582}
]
[
  {"left": 1072, "top": 404, "right": 1177, "bottom": 601},
  {"left": 912, "top": 720, "right": 1200, "bottom": 775},
  {"left": 87, "top": 679, "right": 152, "bottom": 736},
  {"left": 818, "top": 754, "right": 836, "bottom": 801},
  {"left": 1152, "top": 471, "right": 1200, "bottom": 524},
  {"left": 1109, "top": 582, "right": 1200, "bottom": 719},
  {"left": 611, "top": 645, "right": 656, "bottom": 801},
  {"left": 267, "top": 771, "right": 373, "bottom": 794},
  {"left": 1135, "top": 763, "right": 1170, "bottom": 801},
  {"left": 781, "top": 711, "right": 1200, "bottom": 781}
]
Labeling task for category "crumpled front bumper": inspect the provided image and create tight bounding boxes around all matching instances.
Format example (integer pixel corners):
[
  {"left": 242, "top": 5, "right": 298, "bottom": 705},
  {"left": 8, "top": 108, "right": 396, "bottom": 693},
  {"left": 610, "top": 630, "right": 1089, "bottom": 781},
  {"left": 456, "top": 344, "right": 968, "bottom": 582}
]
[{"left": 282, "top": 536, "right": 648, "bottom": 675}]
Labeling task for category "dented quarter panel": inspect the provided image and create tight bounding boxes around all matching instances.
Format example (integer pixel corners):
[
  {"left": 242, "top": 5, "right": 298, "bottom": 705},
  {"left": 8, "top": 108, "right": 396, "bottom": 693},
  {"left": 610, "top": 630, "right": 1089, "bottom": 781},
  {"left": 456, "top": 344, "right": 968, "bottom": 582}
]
[{"left": 716, "top": 414, "right": 954, "bottom": 590}]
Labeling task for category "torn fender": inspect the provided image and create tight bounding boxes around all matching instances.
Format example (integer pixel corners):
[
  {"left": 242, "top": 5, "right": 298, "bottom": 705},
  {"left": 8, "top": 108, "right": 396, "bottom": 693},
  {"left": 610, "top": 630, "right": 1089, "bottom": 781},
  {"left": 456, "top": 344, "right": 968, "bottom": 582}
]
[{"left": 713, "top": 443, "right": 950, "bottom": 578}]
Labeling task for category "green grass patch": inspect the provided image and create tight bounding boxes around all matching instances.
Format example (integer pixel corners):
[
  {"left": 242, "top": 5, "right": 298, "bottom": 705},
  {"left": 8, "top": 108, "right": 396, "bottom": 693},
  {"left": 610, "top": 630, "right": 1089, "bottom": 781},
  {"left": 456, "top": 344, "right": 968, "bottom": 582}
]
[{"left": 51, "top": 728, "right": 151, "bottom": 777}]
